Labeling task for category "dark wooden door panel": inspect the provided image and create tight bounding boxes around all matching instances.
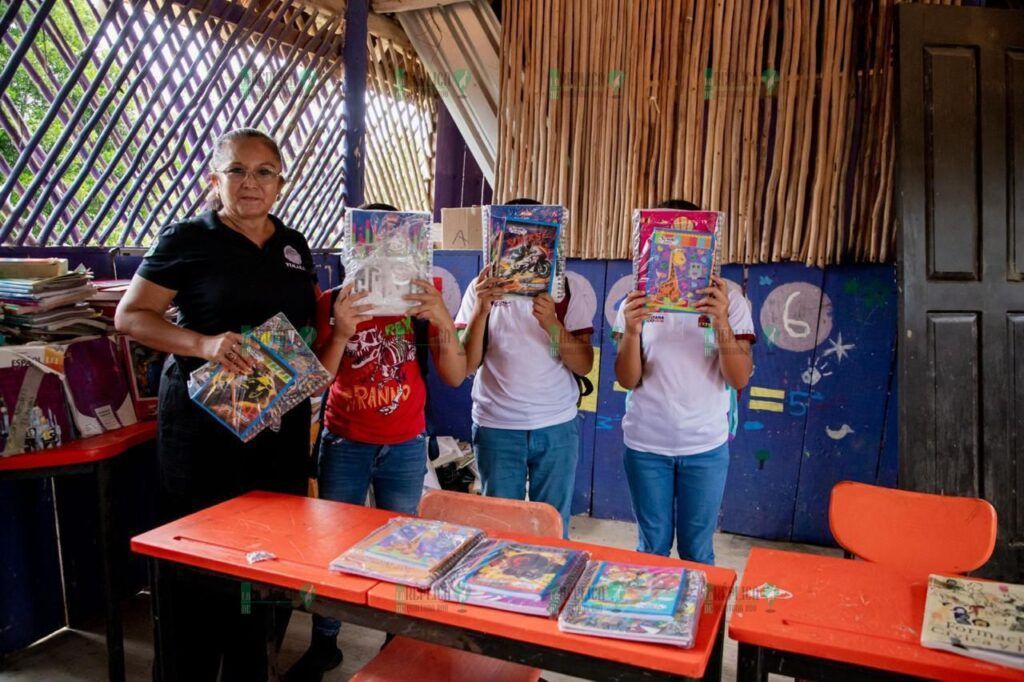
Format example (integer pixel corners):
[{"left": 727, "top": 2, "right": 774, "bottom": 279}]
[
  {"left": 923, "top": 46, "right": 980, "bottom": 281},
  {"left": 898, "top": 4, "right": 1024, "bottom": 581}
]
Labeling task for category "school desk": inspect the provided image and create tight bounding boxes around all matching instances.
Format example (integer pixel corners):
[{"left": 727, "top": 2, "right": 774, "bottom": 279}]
[
  {"left": 131, "top": 491, "right": 735, "bottom": 681},
  {"left": 0, "top": 421, "right": 158, "bottom": 682},
  {"left": 728, "top": 547, "right": 1023, "bottom": 681}
]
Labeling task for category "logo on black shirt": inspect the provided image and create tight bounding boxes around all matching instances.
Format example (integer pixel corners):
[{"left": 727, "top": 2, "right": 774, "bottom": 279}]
[{"left": 283, "top": 245, "right": 305, "bottom": 271}]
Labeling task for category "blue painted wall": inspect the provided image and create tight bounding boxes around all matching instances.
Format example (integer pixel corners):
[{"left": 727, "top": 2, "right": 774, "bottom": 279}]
[{"left": 423, "top": 256, "right": 898, "bottom": 543}]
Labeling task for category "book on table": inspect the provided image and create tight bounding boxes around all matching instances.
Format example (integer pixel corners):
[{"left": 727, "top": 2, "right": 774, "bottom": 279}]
[
  {"left": 558, "top": 560, "right": 707, "bottom": 647},
  {"left": 432, "top": 538, "right": 589, "bottom": 617},
  {"left": 329, "top": 517, "right": 484, "bottom": 589},
  {"left": 920, "top": 574, "right": 1024, "bottom": 670}
]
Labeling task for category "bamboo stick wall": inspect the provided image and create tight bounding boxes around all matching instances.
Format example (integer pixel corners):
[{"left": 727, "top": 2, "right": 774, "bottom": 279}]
[
  {"left": 496, "top": 0, "right": 960, "bottom": 264},
  {"left": 364, "top": 35, "right": 437, "bottom": 218}
]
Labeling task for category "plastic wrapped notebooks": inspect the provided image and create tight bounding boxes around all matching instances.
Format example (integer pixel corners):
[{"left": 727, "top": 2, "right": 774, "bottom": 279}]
[
  {"left": 558, "top": 561, "right": 707, "bottom": 647},
  {"left": 482, "top": 204, "right": 567, "bottom": 299},
  {"left": 432, "top": 539, "right": 589, "bottom": 617},
  {"left": 341, "top": 209, "right": 433, "bottom": 316},
  {"left": 187, "top": 314, "right": 332, "bottom": 442},
  {"left": 631, "top": 209, "right": 723, "bottom": 314},
  {"left": 329, "top": 517, "right": 484, "bottom": 589}
]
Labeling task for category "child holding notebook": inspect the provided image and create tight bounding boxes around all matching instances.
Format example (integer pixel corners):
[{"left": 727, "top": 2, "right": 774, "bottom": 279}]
[
  {"left": 287, "top": 203, "right": 465, "bottom": 681},
  {"left": 455, "top": 199, "right": 594, "bottom": 537},
  {"left": 613, "top": 200, "right": 755, "bottom": 565}
]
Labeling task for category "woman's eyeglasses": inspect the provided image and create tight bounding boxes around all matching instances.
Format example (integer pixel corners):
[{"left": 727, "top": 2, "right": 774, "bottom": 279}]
[{"left": 216, "top": 167, "right": 282, "bottom": 185}]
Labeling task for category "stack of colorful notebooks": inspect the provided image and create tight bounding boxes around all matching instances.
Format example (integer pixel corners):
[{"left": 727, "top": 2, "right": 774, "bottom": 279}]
[
  {"left": 188, "top": 313, "right": 332, "bottom": 442},
  {"left": 0, "top": 259, "right": 102, "bottom": 341},
  {"left": 329, "top": 519, "right": 710, "bottom": 649},
  {"left": 329, "top": 517, "right": 484, "bottom": 588},
  {"left": 432, "top": 538, "right": 589, "bottom": 617},
  {"left": 558, "top": 561, "right": 707, "bottom": 647}
]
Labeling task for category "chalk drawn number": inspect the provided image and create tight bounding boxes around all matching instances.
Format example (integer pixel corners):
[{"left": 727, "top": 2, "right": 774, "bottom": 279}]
[
  {"left": 788, "top": 390, "right": 824, "bottom": 417},
  {"left": 783, "top": 291, "right": 811, "bottom": 339}
]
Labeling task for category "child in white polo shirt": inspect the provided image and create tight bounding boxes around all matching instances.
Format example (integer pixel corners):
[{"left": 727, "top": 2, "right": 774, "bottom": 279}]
[
  {"left": 613, "top": 199, "right": 755, "bottom": 564},
  {"left": 454, "top": 199, "right": 594, "bottom": 536}
]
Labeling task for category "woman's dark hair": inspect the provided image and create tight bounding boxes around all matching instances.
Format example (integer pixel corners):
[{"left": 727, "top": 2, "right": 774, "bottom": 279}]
[
  {"left": 361, "top": 202, "right": 399, "bottom": 211},
  {"left": 504, "top": 197, "right": 542, "bottom": 206},
  {"left": 206, "top": 128, "right": 286, "bottom": 210},
  {"left": 657, "top": 199, "right": 700, "bottom": 210}
]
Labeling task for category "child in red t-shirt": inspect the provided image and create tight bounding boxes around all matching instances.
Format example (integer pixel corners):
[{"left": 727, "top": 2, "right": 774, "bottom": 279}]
[{"left": 288, "top": 203, "right": 465, "bottom": 680}]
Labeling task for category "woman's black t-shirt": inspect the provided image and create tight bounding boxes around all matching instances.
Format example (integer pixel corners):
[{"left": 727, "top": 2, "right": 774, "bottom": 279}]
[{"left": 136, "top": 210, "right": 318, "bottom": 372}]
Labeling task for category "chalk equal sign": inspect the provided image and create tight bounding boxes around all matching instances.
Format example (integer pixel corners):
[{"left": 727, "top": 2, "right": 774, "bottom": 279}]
[{"left": 748, "top": 386, "right": 786, "bottom": 413}]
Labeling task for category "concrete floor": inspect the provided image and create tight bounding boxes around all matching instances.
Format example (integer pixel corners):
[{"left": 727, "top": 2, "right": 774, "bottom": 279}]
[{"left": 0, "top": 515, "right": 839, "bottom": 681}]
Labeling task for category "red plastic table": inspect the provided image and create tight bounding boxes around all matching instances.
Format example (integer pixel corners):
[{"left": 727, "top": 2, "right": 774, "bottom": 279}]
[
  {"left": 132, "top": 491, "right": 735, "bottom": 681},
  {"left": 729, "top": 547, "right": 1024, "bottom": 681},
  {"left": 0, "top": 421, "right": 157, "bottom": 682}
]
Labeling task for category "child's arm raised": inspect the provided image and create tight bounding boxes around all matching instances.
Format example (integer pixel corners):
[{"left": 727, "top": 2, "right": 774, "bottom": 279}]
[
  {"left": 532, "top": 293, "right": 594, "bottom": 376},
  {"left": 459, "top": 267, "right": 509, "bottom": 377},
  {"left": 696, "top": 276, "right": 753, "bottom": 390},
  {"left": 316, "top": 284, "right": 373, "bottom": 375},
  {"left": 406, "top": 280, "right": 466, "bottom": 387},
  {"left": 613, "top": 291, "right": 651, "bottom": 390}
]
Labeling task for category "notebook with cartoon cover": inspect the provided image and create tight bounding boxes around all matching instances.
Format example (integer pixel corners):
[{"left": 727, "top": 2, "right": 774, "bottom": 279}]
[
  {"left": 558, "top": 561, "right": 707, "bottom": 647},
  {"left": 492, "top": 218, "right": 560, "bottom": 296},
  {"left": 921, "top": 574, "right": 1024, "bottom": 670},
  {"left": 631, "top": 209, "right": 722, "bottom": 293},
  {"left": 643, "top": 228, "right": 718, "bottom": 313},
  {"left": 190, "top": 340, "right": 296, "bottom": 442},
  {"left": 432, "top": 538, "right": 588, "bottom": 617},
  {"left": 482, "top": 204, "right": 567, "bottom": 299},
  {"left": 329, "top": 517, "right": 484, "bottom": 588}
]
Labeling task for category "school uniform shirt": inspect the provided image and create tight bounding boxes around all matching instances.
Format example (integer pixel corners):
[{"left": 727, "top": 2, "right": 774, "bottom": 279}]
[
  {"left": 454, "top": 288, "right": 593, "bottom": 430},
  {"left": 314, "top": 292, "right": 426, "bottom": 445},
  {"left": 613, "top": 288, "right": 755, "bottom": 456}
]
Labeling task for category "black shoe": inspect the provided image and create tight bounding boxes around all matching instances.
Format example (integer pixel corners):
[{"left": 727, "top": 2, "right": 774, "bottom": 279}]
[{"left": 283, "top": 634, "right": 343, "bottom": 682}]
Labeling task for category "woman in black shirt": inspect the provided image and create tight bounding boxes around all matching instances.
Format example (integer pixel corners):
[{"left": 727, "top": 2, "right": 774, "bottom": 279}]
[{"left": 116, "top": 128, "right": 317, "bottom": 681}]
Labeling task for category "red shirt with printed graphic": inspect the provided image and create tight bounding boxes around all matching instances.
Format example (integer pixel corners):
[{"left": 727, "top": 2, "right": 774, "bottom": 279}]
[{"left": 314, "top": 291, "right": 426, "bottom": 444}]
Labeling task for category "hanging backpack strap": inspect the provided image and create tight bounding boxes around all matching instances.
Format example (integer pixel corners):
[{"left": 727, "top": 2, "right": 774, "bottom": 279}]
[{"left": 413, "top": 317, "right": 440, "bottom": 462}]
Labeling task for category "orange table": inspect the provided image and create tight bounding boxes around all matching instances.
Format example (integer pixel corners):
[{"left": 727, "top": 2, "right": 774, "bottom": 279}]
[
  {"left": 132, "top": 492, "right": 735, "bottom": 681},
  {"left": 729, "top": 548, "right": 1023, "bottom": 681},
  {"left": 0, "top": 421, "right": 158, "bottom": 682}
]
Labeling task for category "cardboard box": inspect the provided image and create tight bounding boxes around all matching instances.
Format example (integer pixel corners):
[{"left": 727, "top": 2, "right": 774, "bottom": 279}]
[{"left": 440, "top": 207, "right": 483, "bottom": 251}]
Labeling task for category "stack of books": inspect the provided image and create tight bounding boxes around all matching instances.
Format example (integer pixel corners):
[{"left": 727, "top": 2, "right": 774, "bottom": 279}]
[
  {"left": 432, "top": 538, "right": 588, "bottom": 617},
  {"left": 558, "top": 561, "right": 707, "bottom": 647},
  {"left": 329, "top": 517, "right": 484, "bottom": 588},
  {"left": 0, "top": 259, "right": 101, "bottom": 341}
]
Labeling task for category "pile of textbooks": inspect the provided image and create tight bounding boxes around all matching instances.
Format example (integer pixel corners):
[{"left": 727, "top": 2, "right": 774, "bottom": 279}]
[
  {"left": 0, "top": 259, "right": 102, "bottom": 341},
  {"left": 432, "top": 538, "right": 588, "bottom": 617},
  {"left": 341, "top": 209, "right": 433, "bottom": 316},
  {"left": 483, "top": 204, "right": 567, "bottom": 298},
  {"left": 329, "top": 517, "right": 484, "bottom": 588},
  {"left": 558, "top": 561, "right": 707, "bottom": 647},
  {"left": 631, "top": 210, "right": 723, "bottom": 314},
  {"left": 187, "top": 313, "right": 332, "bottom": 442},
  {"left": 920, "top": 574, "right": 1024, "bottom": 670},
  {"left": 329, "top": 519, "right": 708, "bottom": 647}
]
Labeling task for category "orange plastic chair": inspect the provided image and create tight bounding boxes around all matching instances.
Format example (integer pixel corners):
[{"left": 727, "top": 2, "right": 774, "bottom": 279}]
[
  {"left": 350, "top": 490, "right": 562, "bottom": 682},
  {"left": 828, "top": 481, "right": 997, "bottom": 577}
]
